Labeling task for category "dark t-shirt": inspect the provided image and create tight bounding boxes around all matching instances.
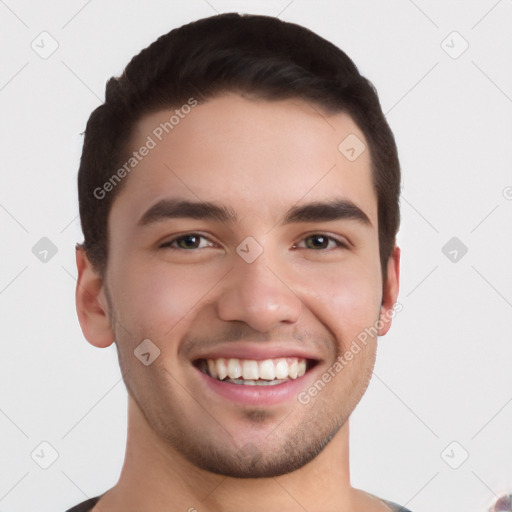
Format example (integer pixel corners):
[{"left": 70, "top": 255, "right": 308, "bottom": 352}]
[{"left": 66, "top": 495, "right": 413, "bottom": 511}]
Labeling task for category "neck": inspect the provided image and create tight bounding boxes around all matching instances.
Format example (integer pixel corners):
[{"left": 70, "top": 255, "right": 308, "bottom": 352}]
[{"left": 98, "top": 396, "right": 359, "bottom": 512}]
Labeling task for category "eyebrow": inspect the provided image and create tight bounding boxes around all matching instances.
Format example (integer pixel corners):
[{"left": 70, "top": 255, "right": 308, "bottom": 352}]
[{"left": 137, "top": 198, "right": 372, "bottom": 228}]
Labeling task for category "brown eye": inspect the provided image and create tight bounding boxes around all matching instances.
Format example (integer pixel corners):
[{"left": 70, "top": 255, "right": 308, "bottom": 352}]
[{"left": 305, "top": 234, "right": 330, "bottom": 249}]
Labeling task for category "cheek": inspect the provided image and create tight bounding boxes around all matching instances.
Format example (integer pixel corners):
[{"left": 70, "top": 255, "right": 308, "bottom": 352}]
[
  {"left": 111, "top": 259, "right": 225, "bottom": 338},
  {"left": 296, "top": 257, "right": 382, "bottom": 338},
  {"left": 330, "top": 270, "right": 380, "bottom": 317}
]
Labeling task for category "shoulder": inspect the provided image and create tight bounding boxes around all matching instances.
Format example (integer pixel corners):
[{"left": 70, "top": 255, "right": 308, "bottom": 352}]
[
  {"left": 65, "top": 495, "right": 101, "bottom": 512},
  {"left": 354, "top": 489, "right": 413, "bottom": 512},
  {"left": 381, "top": 499, "right": 414, "bottom": 512}
]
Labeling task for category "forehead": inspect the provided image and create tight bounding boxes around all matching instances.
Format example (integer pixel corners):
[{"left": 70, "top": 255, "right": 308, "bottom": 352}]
[{"left": 110, "top": 93, "right": 376, "bottom": 227}]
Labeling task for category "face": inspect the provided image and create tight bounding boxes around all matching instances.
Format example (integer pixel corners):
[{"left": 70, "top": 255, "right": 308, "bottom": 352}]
[{"left": 81, "top": 92, "right": 399, "bottom": 478}]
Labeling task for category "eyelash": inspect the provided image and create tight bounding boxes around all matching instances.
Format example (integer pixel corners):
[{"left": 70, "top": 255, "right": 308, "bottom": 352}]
[{"left": 159, "top": 232, "right": 349, "bottom": 251}]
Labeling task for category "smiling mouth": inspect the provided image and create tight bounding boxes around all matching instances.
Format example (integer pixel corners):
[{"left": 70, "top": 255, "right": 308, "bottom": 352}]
[{"left": 194, "top": 357, "right": 318, "bottom": 386}]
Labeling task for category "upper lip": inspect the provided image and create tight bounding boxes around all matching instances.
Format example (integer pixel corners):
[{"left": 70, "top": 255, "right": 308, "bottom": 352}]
[{"left": 190, "top": 343, "right": 322, "bottom": 363}]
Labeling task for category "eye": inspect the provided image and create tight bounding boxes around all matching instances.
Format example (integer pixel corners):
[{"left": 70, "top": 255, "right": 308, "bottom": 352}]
[
  {"left": 159, "top": 232, "right": 348, "bottom": 252},
  {"left": 294, "top": 233, "right": 349, "bottom": 251},
  {"left": 159, "top": 233, "right": 215, "bottom": 250}
]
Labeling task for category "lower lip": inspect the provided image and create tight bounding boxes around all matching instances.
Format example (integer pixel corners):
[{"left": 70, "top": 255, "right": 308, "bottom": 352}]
[{"left": 195, "top": 365, "right": 317, "bottom": 406}]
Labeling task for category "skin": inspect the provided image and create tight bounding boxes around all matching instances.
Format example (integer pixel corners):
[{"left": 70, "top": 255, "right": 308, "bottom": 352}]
[{"left": 76, "top": 92, "right": 400, "bottom": 512}]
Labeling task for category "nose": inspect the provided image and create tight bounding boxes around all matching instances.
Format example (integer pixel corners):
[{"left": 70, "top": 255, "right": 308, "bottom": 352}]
[{"left": 216, "top": 252, "right": 303, "bottom": 333}]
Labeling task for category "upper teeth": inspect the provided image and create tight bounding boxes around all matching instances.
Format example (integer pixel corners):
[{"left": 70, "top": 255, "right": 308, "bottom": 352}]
[{"left": 202, "top": 357, "right": 307, "bottom": 381}]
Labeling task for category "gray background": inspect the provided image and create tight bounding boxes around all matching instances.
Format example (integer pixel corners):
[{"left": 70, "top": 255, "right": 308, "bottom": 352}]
[{"left": 0, "top": 1, "right": 511, "bottom": 511}]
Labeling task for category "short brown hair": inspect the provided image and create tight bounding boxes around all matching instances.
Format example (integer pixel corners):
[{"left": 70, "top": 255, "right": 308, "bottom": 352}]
[{"left": 77, "top": 12, "right": 400, "bottom": 279}]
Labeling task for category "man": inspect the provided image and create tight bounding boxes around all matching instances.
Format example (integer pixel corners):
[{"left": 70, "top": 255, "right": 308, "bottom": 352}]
[{"left": 70, "top": 12, "right": 406, "bottom": 512}]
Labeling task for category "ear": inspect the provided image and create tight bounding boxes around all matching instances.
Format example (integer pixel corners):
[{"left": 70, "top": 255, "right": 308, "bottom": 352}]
[
  {"left": 378, "top": 245, "right": 401, "bottom": 336},
  {"left": 75, "top": 246, "right": 115, "bottom": 348}
]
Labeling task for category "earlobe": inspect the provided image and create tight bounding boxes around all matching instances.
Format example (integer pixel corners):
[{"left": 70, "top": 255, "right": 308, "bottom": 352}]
[
  {"left": 75, "top": 247, "right": 115, "bottom": 348},
  {"left": 378, "top": 246, "right": 401, "bottom": 336}
]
